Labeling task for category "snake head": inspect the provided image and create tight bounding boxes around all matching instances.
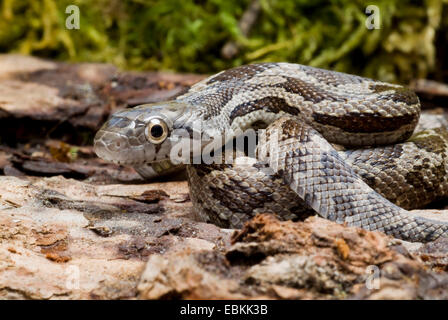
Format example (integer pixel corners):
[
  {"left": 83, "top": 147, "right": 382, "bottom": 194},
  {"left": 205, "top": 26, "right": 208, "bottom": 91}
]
[{"left": 93, "top": 101, "right": 190, "bottom": 166}]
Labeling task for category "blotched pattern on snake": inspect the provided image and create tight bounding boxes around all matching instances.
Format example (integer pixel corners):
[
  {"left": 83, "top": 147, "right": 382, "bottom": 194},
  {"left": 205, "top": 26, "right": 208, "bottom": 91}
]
[{"left": 94, "top": 63, "right": 448, "bottom": 242}]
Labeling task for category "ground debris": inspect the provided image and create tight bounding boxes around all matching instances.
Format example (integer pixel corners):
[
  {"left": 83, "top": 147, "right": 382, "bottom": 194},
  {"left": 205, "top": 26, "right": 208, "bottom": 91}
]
[
  {"left": 0, "top": 175, "right": 228, "bottom": 299},
  {"left": 0, "top": 54, "right": 204, "bottom": 183},
  {"left": 1, "top": 55, "right": 448, "bottom": 300},
  {"left": 412, "top": 237, "right": 448, "bottom": 272},
  {"left": 138, "top": 214, "right": 448, "bottom": 300},
  {"left": 411, "top": 79, "right": 448, "bottom": 109},
  {"left": 124, "top": 190, "right": 169, "bottom": 204},
  {"left": 0, "top": 55, "right": 204, "bottom": 138}
]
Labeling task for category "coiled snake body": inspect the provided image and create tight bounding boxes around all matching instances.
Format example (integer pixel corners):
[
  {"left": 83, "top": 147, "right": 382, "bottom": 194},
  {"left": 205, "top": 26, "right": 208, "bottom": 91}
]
[{"left": 94, "top": 63, "right": 448, "bottom": 242}]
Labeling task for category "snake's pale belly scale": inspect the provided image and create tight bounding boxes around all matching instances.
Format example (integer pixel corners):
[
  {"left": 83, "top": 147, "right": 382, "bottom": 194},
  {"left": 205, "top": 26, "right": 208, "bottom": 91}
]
[{"left": 94, "top": 62, "right": 448, "bottom": 242}]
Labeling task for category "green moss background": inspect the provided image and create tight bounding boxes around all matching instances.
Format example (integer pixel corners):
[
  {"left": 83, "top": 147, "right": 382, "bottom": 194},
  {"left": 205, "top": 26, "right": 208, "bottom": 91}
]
[{"left": 0, "top": 0, "right": 447, "bottom": 83}]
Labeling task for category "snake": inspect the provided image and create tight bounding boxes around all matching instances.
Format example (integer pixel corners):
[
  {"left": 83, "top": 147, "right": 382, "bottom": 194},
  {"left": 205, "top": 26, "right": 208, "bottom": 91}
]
[{"left": 93, "top": 62, "right": 448, "bottom": 243}]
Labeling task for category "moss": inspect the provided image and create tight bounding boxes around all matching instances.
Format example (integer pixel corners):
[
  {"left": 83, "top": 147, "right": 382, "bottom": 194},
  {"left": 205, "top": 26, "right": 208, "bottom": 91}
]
[{"left": 0, "top": 0, "right": 446, "bottom": 83}]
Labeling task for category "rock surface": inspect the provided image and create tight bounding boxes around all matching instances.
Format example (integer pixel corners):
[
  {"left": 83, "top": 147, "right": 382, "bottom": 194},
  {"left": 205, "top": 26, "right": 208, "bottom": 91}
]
[
  {"left": 0, "top": 55, "right": 447, "bottom": 300},
  {"left": 0, "top": 175, "right": 230, "bottom": 299},
  {"left": 138, "top": 214, "right": 448, "bottom": 300}
]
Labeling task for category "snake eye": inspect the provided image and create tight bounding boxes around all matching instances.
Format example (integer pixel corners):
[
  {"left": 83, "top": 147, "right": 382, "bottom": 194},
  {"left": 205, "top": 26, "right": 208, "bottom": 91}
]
[{"left": 145, "top": 118, "right": 169, "bottom": 144}]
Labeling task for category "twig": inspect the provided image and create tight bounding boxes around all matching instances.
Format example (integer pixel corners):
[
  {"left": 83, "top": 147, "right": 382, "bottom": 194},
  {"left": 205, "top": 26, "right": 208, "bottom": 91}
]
[{"left": 221, "top": 0, "right": 261, "bottom": 59}]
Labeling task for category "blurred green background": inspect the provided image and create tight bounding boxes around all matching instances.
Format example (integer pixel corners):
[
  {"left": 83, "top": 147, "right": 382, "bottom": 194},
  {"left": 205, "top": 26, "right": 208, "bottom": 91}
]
[{"left": 1, "top": 0, "right": 447, "bottom": 83}]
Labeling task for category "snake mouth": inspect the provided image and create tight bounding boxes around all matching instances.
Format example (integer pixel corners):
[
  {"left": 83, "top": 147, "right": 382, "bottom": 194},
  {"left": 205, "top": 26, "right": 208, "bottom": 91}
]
[
  {"left": 93, "top": 137, "right": 129, "bottom": 165},
  {"left": 94, "top": 131, "right": 183, "bottom": 179},
  {"left": 94, "top": 126, "right": 173, "bottom": 166},
  {"left": 93, "top": 129, "right": 143, "bottom": 165}
]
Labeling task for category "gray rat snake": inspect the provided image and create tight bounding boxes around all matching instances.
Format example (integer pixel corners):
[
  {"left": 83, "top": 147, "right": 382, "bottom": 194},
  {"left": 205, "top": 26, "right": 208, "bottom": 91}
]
[{"left": 94, "top": 63, "right": 448, "bottom": 242}]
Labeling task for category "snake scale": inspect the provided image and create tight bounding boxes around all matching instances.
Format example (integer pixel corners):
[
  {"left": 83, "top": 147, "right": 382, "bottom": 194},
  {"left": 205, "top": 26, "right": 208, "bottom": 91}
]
[{"left": 94, "top": 63, "right": 448, "bottom": 242}]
